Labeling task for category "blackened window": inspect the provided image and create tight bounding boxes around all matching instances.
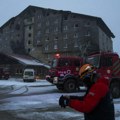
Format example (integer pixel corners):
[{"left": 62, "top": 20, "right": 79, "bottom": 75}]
[
  {"left": 15, "top": 24, "right": 20, "bottom": 30},
  {"left": 74, "top": 24, "right": 79, "bottom": 28},
  {"left": 29, "top": 26, "right": 32, "bottom": 30},
  {"left": 72, "top": 15, "right": 76, "bottom": 18},
  {"left": 64, "top": 16, "right": 68, "bottom": 20},
  {"left": 46, "top": 13, "right": 50, "bottom": 16},
  {"left": 28, "top": 48, "right": 31, "bottom": 52},
  {"left": 28, "top": 40, "right": 31, "bottom": 45},
  {"left": 28, "top": 33, "right": 32, "bottom": 37}
]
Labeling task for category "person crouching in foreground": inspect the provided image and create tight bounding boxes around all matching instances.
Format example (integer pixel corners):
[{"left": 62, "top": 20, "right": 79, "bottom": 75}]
[{"left": 59, "top": 64, "right": 115, "bottom": 120}]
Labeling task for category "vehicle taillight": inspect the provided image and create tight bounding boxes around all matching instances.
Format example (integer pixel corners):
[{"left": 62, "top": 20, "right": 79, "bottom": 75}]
[{"left": 55, "top": 53, "right": 60, "bottom": 58}]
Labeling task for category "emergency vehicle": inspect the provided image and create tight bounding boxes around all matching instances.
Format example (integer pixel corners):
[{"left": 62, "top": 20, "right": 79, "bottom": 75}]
[
  {"left": 86, "top": 52, "right": 120, "bottom": 98},
  {"left": 0, "top": 67, "right": 10, "bottom": 80},
  {"left": 46, "top": 54, "right": 84, "bottom": 92},
  {"left": 46, "top": 52, "right": 120, "bottom": 98}
]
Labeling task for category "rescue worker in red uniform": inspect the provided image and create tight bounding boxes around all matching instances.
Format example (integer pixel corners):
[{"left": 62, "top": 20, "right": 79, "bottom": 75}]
[{"left": 59, "top": 64, "right": 115, "bottom": 120}]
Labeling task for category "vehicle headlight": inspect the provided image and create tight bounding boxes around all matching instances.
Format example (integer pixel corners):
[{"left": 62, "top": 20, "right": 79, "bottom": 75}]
[{"left": 53, "top": 77, "right": 58, "bottom": 83}]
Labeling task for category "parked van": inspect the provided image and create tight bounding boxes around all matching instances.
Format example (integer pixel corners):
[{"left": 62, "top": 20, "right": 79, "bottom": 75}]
[{"left": 23, "top": 69, "right": 36, "bottom": 82}]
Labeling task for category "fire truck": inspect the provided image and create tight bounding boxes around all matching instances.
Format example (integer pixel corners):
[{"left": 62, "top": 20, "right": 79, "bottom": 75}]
[
  {"left": 46, "top": 52, "right": 120, "bottom": 98},
  {"left": 86, "top": 52, "right": 120, "bottom": 98},
  {"left": 46, "top": 54, "right": 84, "bottom": 92}
]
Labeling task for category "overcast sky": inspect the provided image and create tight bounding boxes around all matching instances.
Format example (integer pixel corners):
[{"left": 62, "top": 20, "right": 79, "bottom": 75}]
[{"left": 0, "top": 0, "right": 119, "bottom": 55}]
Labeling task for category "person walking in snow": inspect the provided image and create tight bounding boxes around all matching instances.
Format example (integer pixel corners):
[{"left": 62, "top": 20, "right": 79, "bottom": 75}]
[{"left": 59, "top": 64, "right": 115, "bottom": 120}]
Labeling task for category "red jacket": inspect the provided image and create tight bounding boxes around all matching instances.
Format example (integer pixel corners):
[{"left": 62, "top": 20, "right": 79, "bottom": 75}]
[{"left": 69, "top": 76, "right": 109, "bottom": 113}]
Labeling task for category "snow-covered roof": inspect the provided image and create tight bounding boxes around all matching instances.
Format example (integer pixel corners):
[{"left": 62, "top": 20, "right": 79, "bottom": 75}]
[
  {"left": 8, "top": 54, "right": 50, "bottom": 68},
  {"left": 11, "top": 55, "right": 43, "bottom": 66}
]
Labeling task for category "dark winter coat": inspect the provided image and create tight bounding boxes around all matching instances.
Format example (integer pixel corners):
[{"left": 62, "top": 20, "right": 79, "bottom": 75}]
[{"left": 69, "top": 76, "right": 115, "bottom": 120}]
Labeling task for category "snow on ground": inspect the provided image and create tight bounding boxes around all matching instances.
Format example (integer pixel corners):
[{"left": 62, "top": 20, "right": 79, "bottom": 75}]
[
  {"left": 0, "top": 78, "right": 52, "bottom": 86},
  {"left": 0, "top": 78, "right": 120, "bottom": 120},
  {"left": 0, "top": 78, "right": 85, "bottom": 111}
]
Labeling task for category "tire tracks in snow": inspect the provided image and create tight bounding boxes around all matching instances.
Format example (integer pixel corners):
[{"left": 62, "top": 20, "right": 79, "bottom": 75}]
[{"left": 0, "top": 85, "right": 29, "bottom": 99}]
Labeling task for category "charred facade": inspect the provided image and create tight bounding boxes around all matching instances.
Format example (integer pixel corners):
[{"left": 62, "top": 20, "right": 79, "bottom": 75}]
[{"left": 0, "top": 5, "right": 115, "bottom": 63}]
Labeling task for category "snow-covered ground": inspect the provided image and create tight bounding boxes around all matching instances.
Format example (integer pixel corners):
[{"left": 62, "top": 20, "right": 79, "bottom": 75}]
[{"left": 0, "top": 78, "right": 120, "bottom": 120}]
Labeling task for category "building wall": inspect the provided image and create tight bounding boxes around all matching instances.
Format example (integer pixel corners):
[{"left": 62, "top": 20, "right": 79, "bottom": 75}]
[
  {"left": 98, "top": 27, "right": 113, "bottom": 52},
  {"left": 24, "top": 17, "right": 34, "bottom": 52},
  {"left": 0, "top": 6, "right": 114, "bottom": 64}
]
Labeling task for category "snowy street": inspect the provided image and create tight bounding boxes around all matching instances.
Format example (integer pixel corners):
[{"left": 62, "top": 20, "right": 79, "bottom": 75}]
[{"left": 0, "top": 78, "right": 120, "bottom": 120}]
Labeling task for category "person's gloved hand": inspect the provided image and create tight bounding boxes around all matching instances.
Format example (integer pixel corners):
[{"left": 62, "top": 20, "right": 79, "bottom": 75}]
[{"left": 59, "top": 95, "right": 70, "bottom": 108}]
